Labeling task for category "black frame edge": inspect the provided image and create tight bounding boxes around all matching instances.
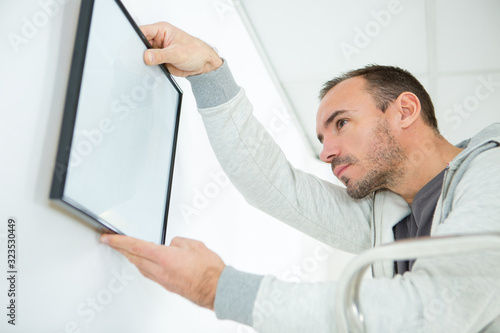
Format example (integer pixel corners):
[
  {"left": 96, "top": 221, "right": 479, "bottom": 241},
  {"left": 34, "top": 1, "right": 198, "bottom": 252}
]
[
  {"left": 50, "top": 0, "right": 183, "bottom": 245},
  {"left": 50, "top": 0, "right": 95, "bottom": 200}
]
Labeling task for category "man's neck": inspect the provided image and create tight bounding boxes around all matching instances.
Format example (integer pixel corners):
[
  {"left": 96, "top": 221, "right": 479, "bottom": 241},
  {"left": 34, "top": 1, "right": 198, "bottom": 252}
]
[{"left": 393, "top": 134, "right": 463, "bottom": 204}]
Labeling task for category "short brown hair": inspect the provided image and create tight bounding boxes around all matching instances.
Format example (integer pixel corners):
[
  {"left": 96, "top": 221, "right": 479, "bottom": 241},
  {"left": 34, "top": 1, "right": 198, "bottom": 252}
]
[{"left": 319, "top": 65, "right": 439, "bottom": 132}]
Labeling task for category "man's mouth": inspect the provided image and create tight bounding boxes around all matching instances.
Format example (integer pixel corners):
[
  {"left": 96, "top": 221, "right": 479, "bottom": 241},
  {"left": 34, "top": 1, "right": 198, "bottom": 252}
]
[{"left": 334, "top": 164, "right": 350, "bottom": 178}]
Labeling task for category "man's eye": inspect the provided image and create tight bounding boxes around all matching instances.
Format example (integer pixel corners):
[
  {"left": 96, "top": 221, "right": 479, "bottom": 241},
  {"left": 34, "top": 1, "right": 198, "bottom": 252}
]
[{"left": 336, "top": 119, "right": 348, "bottom": 129}]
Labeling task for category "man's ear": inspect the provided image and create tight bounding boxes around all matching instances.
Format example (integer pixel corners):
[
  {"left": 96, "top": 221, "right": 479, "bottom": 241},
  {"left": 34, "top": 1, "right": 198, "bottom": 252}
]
[{"left": 397, "top": 92, "right": 421, "bottom": 129}]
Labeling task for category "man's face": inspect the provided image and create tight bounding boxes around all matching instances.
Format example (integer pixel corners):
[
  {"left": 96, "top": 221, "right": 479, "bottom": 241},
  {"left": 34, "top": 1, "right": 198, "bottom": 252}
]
[{"left": 316, "top": 77, "right": 407, "bottom": 199}]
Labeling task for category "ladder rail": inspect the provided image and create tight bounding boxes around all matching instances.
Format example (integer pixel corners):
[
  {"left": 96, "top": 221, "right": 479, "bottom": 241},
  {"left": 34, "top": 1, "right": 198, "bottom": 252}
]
[{"left": 335, "top": 233, "right": 500, "bottom": 332}]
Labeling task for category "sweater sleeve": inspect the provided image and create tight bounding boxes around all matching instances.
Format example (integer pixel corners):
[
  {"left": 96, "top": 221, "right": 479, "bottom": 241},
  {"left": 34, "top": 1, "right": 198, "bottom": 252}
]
[
  {"left": 186, "top": 61, "right": 373, "bottom": 254},
  {"left": 213, "top": 266, "right": 264, "bottom": 326}
]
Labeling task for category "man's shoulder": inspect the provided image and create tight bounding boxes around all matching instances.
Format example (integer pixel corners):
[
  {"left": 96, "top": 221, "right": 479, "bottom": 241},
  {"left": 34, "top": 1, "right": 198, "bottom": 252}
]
[
  {"left": 450, "top": 123, "right": 500, "bottom": 171},
  {"left": 452, "top": 144, "right": 500, "bottom": 195},
  {"left": 456, "top": 123, "right": 500, "bottom": 150},
  {"left": 464, "top": 145, "right": 500, "bottom": 169}
]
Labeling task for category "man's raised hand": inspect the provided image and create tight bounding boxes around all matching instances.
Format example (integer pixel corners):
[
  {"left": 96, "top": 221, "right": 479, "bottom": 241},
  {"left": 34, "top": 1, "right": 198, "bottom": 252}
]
[{"left": 140, "top": 22, "right": 223, "bottom": 77}]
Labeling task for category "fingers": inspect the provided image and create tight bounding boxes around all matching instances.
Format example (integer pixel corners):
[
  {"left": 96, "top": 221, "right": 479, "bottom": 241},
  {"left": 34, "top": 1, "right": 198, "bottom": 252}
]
[
  {"left": 101, "top": 233, "right": 224, "bottom": 310},
  {"left": 139, "top": 22, "right": 170, "bottom": 45},
  {"left": 101, "top": 234, "right": 176, "bottom": 287},
  {"left": 139, "top": 23, "right": 159, "bottom": 40},
  {"left": 139, "top": 21, "right": 223, "bottom": 76},
  {"left": 118, "top": 249, "right": 165, "bottom": 283},
  {"left": 100, "top": 234, "right": 160, "bottom": 262},
  {"left": 100, "top": 234, "right": 205, "bottom": 259},
  {"left": 165, "top": 63, "right": 189, "bottom": 77},
  {"left": 170, "top": 236, "right": 206, "bottom": 250}
]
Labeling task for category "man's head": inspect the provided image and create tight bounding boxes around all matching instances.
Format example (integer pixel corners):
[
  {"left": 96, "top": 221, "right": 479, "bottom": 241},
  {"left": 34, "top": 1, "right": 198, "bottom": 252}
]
[
  {"left": 319, "top": 65, "right": 438, "bottom": 131},
  {"left": 316, "top": 65, "right": 438, "bottom": 199}
]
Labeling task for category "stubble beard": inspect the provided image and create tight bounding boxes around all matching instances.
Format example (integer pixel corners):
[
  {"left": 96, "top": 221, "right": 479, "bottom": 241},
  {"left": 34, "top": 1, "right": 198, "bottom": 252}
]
[{"left": 334, "top": 119, "right": 407, "bottom": 199}]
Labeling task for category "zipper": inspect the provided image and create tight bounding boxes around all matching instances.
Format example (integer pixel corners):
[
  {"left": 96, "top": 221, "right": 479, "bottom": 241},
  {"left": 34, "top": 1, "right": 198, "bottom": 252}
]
[
  {"left": 437, "top": 165, "right": 450, "bottom": 224},
  {"left": 371, "top": 192, "right": 377, "bottom": 277}
]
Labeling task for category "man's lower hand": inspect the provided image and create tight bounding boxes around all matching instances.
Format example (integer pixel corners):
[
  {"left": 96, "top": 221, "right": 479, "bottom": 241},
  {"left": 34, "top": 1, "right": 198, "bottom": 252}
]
[{"left": 100, "top": 234, "right": 225, "bottom": 310}]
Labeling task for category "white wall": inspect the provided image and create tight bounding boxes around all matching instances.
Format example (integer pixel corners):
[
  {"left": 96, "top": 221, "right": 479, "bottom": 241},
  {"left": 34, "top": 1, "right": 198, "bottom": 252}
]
[
  {"left": 3, "top": 1, "right": 497, "bottom": 332},
  {"left": 236, "top": 0, "right": 500, "bottom": 156},
  {"left": 0, "top": 1, "right": 350, "bottom": 332}
]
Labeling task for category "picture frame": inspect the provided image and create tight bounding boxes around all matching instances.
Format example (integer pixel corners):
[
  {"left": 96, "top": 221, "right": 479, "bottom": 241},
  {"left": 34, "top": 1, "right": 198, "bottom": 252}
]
[{"left": 50, "top": 0, "right": 182, "bottom": 245}]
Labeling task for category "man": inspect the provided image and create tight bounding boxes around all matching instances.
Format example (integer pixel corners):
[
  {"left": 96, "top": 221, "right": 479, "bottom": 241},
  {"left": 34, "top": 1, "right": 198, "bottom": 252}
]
[{"left": 100, "top": 22, "right": 500, "bottom": 332}]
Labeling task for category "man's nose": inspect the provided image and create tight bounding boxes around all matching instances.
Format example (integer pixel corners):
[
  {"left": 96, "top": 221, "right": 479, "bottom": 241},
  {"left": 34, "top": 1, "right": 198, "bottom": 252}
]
[{"left": 319, "top": 138, "right": 341, "bottom": 163}]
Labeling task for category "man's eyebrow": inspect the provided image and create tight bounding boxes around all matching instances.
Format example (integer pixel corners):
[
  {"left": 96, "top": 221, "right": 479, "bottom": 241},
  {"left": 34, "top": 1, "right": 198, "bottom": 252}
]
[
  {"left": 324, "top": 110, "right": 350, "bottom": 129},
  {"left": 317, "top": 110, "right": 352, "bottom": 143}
]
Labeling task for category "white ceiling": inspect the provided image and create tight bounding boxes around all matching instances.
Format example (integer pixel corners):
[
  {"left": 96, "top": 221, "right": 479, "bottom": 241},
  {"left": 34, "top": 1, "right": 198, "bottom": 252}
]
[{"left": 235, "top": 0, "right": 500, "bottom": 157}]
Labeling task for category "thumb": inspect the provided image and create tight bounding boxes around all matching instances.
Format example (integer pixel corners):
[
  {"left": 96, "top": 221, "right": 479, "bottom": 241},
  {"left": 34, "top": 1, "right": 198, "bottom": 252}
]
[
  {"left": 143, "top": 48, "right": 192, "bottom": 77},
  {"left": 144, "top": 49, "right": 166, "bottom": 66},
  {"left": 144, "top": 48, "right": 180, "bottom": 66}
]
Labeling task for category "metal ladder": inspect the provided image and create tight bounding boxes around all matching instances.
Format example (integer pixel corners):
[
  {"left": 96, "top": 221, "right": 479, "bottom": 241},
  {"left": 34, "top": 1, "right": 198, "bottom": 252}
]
[{"left": 335, "top": 233, "right": 500, "bottom": 332}]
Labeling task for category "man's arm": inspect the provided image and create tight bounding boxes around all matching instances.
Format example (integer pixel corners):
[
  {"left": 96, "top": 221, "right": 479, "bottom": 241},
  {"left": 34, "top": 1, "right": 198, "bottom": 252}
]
[
  {"left": 140, "top": 21, "right": 374, "bottom": 252},
  {"left": 187, "top": 63, "right": 373, "bottom": 252}
]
